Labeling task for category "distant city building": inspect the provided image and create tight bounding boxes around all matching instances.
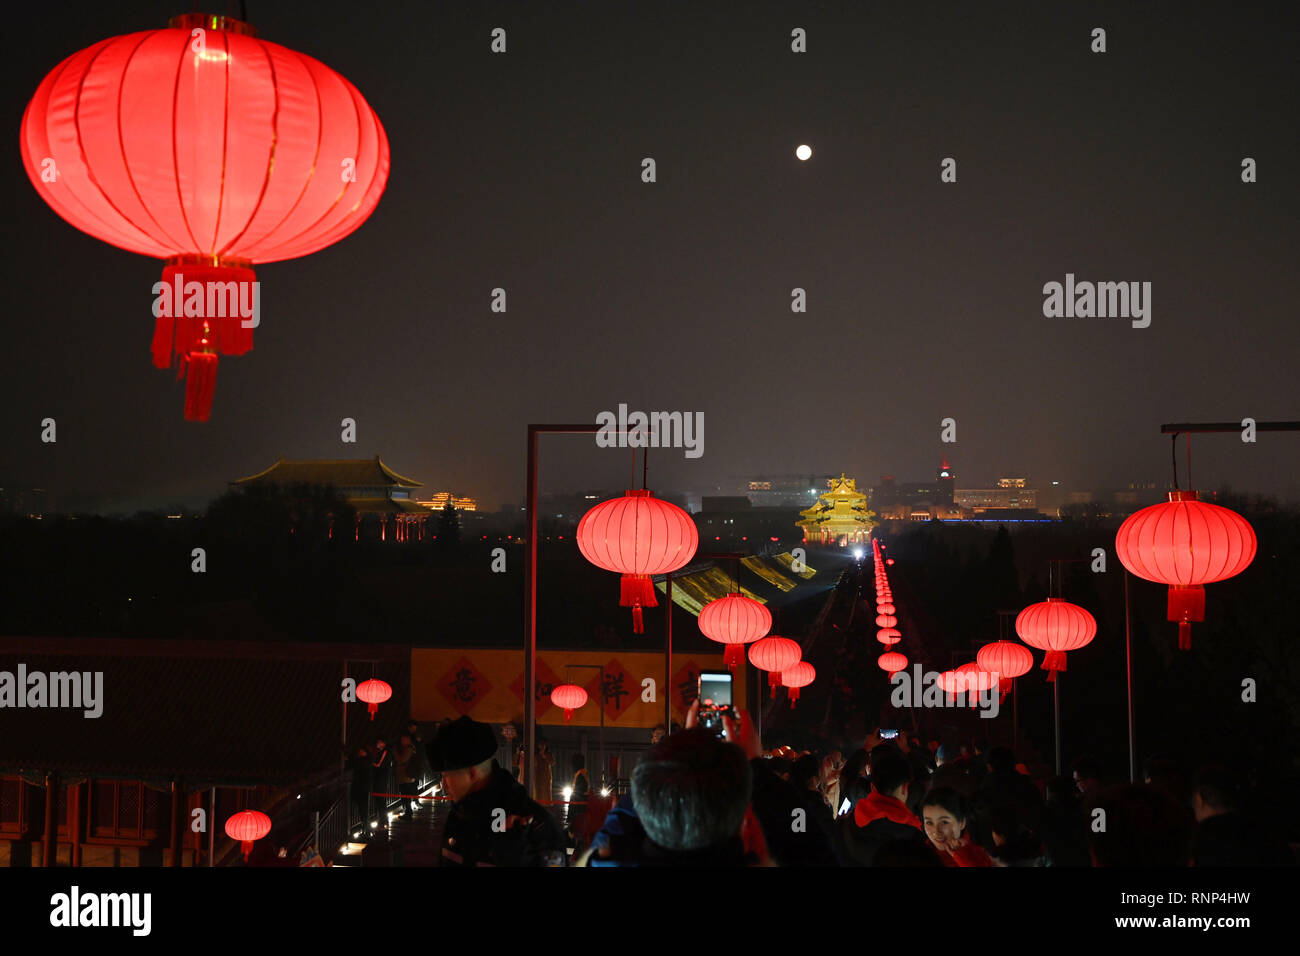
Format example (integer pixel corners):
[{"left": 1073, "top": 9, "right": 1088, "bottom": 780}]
[
  {"left": 954, "top": 478, "right": 1038, "bottom": 511},
  {"left": 416, "top": 492, "right": 478, "bottom": 512},
  {"left": 872, "top": 460, "right": 956, "bottom": 511},
  {"left": 232, "top": 456, "right": 428, "bottom": 541},
  {"left": 0, "top": 486, "right": 53, "bottom": 516},
  {"left": 797, "top": 474, "right": 877, "bottom": 545}
]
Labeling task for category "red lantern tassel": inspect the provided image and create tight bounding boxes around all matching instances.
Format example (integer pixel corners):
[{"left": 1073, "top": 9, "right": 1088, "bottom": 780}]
[
  {"left": 183, "top": 352, "right": 218, "bottom": 422},
  {"left": 725, "top": 644, "right": 743, "bottom": 671},
  {"left": 769, "top": 671, "right": 782, "bottom": 698},
  {"left": 367, "top": 701, "right": 378, "bottom": 721},
  {"left": 564, "top": 708, "right": 573, "bottom": 722},
  {"left": 1167, "top": 585, "right": 1204, "bottom": 651},
  {"left": 1042, "top": 650, "right": 1066, "bottom": 682},
  {"left": 241, "top": 840, "right": 252, "bottom": 860},
  {"left": 631, "top": 606, "right": 644, "bottom": 633},
  {"left": 788, "top": 686, "right": 800, "bottom": 708}
]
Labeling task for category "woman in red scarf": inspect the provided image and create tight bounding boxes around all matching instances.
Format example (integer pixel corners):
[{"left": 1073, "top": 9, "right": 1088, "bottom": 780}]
[{"left": 922, "top": 787, "right": 993, "bottom": 867}]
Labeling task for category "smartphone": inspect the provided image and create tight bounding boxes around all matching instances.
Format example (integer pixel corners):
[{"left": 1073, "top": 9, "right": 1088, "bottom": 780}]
[
  {"left": 879, "top": 729, "right": 899, "bottom": 739},
  {"left": 697, "top": 670, "right": 735, "bottom": 737}
]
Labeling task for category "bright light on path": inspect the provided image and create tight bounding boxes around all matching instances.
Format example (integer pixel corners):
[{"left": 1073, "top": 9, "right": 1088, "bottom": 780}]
[{"left": 796, "top": 144, "right": 812, "bottom": 160}]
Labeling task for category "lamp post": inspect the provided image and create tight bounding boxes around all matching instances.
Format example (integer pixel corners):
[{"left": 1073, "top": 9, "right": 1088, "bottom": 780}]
[{"left": 563, "top": 663, "right": 607, "bottom": 791}]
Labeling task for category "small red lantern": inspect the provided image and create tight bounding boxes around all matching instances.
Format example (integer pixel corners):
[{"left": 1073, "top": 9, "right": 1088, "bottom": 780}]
[
  {"left": 748, "top": 637, "right": 802, "bottom": 696},
  {"left": 550, "top": 684, "right": 588, "bottom": 722},
  {"left": 356, "top": 678, "right": 392, "bottom": 720},
  {"left": 977, "top": 640, "right": 1034, "bottom": 700},
  {"left": 576, "top": 489, "right": 698, "bottom": 633},
  {"left": 225, "top": 810, "right": 271, "bottom": 860},
  {"left": 956, "top": 662, "right": 998, "bottom": 708},
  {"left": 1115, "top": 490, "right": 1256, "bottom": 649},
  {"left": 876, "top": 628, "right": 902, "bottom": 645},
  {"left": 781, "top": 661, "right": 815, "bottom": 707},
  {"left": 1015, "top": 598, "right": 1096, "bottom": 682},
  {"left": 877, "top": 651, "right": 908, "bottom": 676},
  {"left": 876, "top": 602, "right": 896, "bottom": 615},
  {"left": 699, "top": 593, "right": 772, "bottom": 670},
  {"left": 874, "top": 614, "right": 897, "bottom": 628}
]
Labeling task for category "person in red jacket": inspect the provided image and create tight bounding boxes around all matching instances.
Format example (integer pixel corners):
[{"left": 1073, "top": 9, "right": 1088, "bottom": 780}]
[{"left": 922, "top": 787, "right": 993, "bottom": 867}]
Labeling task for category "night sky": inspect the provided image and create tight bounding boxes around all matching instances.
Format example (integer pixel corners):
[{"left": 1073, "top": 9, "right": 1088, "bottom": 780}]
[{"left": 5, "top": 1, "right": 1298, "bottom": 513}]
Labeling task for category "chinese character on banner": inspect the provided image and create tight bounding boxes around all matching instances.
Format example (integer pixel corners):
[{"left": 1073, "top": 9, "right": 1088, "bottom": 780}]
[
  {"left": 674, "top": 664, "right": 700, "bottom": 712},
  {"left": 438, "top": 656, "right": 494, "bottom": 715},
  {"left": 601, "top": 659, "right": 634, "bottom": 721}
]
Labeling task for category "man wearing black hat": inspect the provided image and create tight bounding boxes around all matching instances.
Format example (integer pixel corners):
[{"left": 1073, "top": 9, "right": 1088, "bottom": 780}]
[{"left": 427, "top": 716, "right": 564, "bottom": 867}]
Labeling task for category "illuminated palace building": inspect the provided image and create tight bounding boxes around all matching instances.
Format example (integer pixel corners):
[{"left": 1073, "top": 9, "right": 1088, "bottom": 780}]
[
  {"left": 233, "top": 456, "right": 434, "bottom": 541},
  {"left": 797, "top": 474, "right": 878, "bottom": 546}
]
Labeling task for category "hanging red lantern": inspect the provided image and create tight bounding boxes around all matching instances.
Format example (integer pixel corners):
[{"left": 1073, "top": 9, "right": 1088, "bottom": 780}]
[
  {"left": 876, "top": 602, "right": 896, "bottom": 615},
  {"left": 356, "top": 678, "right": 392, "bottom": 720},
  {"left": 937, "top": 669, "right": 962, "bottom": 702},
  {"left": 748, "top": 637, "right": 802, "bottom": 696},
  {"left": 1015, "top": 598, "right": 1096, "bottom": 682},
  {"left": 956, "top": 662, "right": 998, "bottom": 708},
  {"left": 550, "top": 684, "right": 588, "bottom": 722},
  {"left": 874, "top": 614, "right": 898, "bottom": 628},
  {"left": 576, "top": 489, "right": 698, "bottom": 633},
  {"left": 876, "top": 628, "right": 901, "bottom": 645},
  {"left": 21, "top": 13, "right": 390, "bottom": 421},
  {"left": 699, "top": 593, "right": 771, "bottom": 670},
  {"left": 1115, "top": 490, "right": 1257, "bottom": 649},
  {"left": 877, "top": 651, "right": 908, "bottom": 676},
  {"left": 976, "top": 640, "right": 1034, "bottom": 700},
  {"left": 885, "top": 558, "right": 895, "bottom": 565},
  {"left": 225, "top": 809, "right": 271, "bottom": 860},
  {"left": 781, "top": 661, "right": 815, "bottom": 707}
]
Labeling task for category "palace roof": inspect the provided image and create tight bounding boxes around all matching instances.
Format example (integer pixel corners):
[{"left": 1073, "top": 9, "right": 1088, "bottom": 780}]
[{"left": 233, "top": 456, "right": 423, "bottom": 490}]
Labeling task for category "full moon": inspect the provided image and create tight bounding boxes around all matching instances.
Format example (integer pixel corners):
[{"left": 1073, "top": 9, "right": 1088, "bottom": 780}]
[{"left": 796, "top": 144, "right": 812, "bottom": 160}]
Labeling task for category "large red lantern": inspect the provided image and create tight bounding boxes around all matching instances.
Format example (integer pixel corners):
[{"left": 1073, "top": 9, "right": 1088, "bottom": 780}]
[
  {"left": 977, "top": 640, "right": 1034, "bottom": 700},
  {"left": 576, "top": 489, "right": 698, "bottom": 633},
  {"left": 875, "top": 614, "right": 897, "bottom": 628},
  {"left": 356, "top": 678, "right": 392, "bottom": 720},
  {"left": 21, "top": 13, "right": 390, "bottom": 421},
  {"left": 225, "top": 810, "right": 271, "bottom": 860},
  {"left": 877, "top": 651, "right": 908, "bottom": 676},
  {"left": 1015, "top": 598, "right": 1096, "bottom": 682},
  {"left": 550, "top": 684, "right": 588, "bottom": 722},
  {"left": 698, "top": 593, "right": 771, "bottom": 670},
  {"left": 748, "top": 637, "right": 802, "bottom": 696},
  {"left": 1115, "top": 490, "right": 1257, "bottom": 649},
  {"left": 781, "top": 661, "right": 815, "bottom": 707}
]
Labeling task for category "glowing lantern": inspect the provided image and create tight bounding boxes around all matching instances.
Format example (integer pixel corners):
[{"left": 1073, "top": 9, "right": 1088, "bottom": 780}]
[
  {"left": 937, "top": 670, "right": 962, "bottom": 702},
  {"left": 877, "top": 651, "right": 908, "bottom": 676},
  {"left": 1114, "top": 490, "right": 1257, "bottom": 649},
  {"left": 748, "top": 637, "right": 802, "bottom": 696},
  {"left": 225, "top": 810, "right": 271, "bottom": 860},
  {"left": 699, "top": 593, "right": 771, "bottom": 670},
  {"left": 21, "top": 13, "right": 390, "bottom": 421},
  {"left": 875, "top": 614, "right": 897, "bottom": 628},
  {"left": 877, "top": 602, "right": 896, "bottom": 615},
  {"left": 1015, "top": 598, "right": 1097, "bottom": 682},
  {"left": 877, "top": 628, "right": 901, "bottom": 645},
  {"left": 356, "top": 678, "right": 392, "bottom": 720},
  {"left": 576, "top": 489, "right": 698, "bottom": 633},
  {"left": 977, "top": 640, "right": 1034, "bottom": 700},
  {"left": 956, "top": 662, "right": 998, "bottom": 708},
  {"left": 886, "top": 558, "right": 895, "bottom": 565},
  {"left": 550, "top": 684, "right": 588, "bottom": 722},
  {"left": 781, "top": 661, "right": 816, "bottom": 707}
]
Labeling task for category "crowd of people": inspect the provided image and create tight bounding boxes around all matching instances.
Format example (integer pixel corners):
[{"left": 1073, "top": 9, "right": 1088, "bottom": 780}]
[{"left": 406, "top": 708, "right": 1294, "bottom": 867}]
